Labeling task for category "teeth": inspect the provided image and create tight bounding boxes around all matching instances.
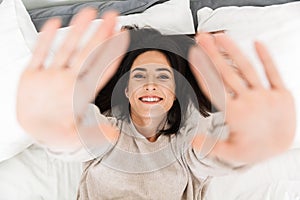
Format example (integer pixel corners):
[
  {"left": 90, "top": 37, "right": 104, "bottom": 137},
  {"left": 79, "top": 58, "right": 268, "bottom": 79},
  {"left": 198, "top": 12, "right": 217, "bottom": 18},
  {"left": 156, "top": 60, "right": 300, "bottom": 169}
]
[{"left": 141, "top": 97, "right": 160, "bottom": 102}]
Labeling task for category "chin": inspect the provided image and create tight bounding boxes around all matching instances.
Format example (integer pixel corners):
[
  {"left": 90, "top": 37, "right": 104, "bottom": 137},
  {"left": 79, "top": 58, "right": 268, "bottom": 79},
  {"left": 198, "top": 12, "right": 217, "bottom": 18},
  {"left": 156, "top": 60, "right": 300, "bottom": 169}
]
[{"left": 141, "top": 105, "right": 170, "bottom": 117}]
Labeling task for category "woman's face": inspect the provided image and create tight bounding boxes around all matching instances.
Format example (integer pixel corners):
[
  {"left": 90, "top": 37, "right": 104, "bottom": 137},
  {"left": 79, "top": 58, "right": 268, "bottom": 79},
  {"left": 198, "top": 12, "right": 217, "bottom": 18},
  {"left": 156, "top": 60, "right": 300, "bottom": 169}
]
[{"left": 126, "top": 51, "right": 176, "bottom": 118}]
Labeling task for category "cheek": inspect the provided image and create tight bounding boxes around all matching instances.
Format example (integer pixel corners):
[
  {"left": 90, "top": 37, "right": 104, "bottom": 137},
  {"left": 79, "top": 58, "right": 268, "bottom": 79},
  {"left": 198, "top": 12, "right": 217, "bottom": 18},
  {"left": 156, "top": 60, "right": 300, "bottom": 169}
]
[
  {"left": 126, "top": 83, "right": 143, "bottom": 102},
  {"left": 161, "top": 86, "right": 176, "bottom": 108},
  {"left": 167, "top": 91, "right": 176, "bottom": 104},
  {"left": 126, "top": 83, "right": 137, "bottom": 96},
  {"left": 161, "top": 81, "right": 176, "bottom": 97}
]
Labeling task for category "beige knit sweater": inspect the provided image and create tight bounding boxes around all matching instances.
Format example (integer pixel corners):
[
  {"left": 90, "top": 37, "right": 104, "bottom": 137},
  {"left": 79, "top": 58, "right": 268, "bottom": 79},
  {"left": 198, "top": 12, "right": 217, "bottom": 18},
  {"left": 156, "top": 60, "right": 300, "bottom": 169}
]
[{"left": 71, "top": 104, "right": 241, "bottom": 200}]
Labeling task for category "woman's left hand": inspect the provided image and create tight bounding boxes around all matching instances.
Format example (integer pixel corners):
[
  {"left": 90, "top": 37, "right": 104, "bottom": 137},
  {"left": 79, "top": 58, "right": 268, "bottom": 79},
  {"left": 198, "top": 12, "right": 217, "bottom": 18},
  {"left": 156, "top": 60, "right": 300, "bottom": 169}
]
[{"left": 190, "top": 33, "right": 296, "bottom": 164}]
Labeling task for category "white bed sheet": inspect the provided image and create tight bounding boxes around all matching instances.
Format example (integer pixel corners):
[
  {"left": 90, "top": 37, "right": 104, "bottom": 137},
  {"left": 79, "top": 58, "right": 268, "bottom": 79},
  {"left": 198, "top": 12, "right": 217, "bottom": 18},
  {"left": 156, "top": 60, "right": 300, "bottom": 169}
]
[
  {"left": 204, "top": 149, "right": 300, "bottom": 200},
  {"left": 0, "top": 144, "right": 82, "bottom": 200}
]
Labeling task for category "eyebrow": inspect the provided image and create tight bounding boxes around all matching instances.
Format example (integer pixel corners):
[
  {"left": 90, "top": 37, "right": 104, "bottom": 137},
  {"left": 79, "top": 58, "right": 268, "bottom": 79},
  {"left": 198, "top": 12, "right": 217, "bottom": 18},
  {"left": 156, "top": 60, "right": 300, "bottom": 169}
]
[
  {"left": 156, "top": 68, "right": 172, "bottom": 73},
  {"left": 131, "top": 67, "right": 172, "bottom": 73},
  {"left": 131, "top": 67, "right": 146, "bottom": 73}
]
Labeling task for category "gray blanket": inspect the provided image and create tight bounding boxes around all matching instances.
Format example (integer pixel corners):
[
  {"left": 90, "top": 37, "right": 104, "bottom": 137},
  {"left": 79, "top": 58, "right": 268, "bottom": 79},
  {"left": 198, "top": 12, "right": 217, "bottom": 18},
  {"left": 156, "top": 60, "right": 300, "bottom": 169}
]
[{"left": 27, "top": 0, "right": 168, "bottom": 31}]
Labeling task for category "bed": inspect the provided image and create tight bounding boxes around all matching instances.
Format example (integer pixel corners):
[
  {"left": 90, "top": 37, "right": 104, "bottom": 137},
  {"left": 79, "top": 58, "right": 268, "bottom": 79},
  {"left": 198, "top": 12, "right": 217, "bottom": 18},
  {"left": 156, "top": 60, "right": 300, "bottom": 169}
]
[{"left": 0, "top": 0, "right": 300, "bottom": 199}]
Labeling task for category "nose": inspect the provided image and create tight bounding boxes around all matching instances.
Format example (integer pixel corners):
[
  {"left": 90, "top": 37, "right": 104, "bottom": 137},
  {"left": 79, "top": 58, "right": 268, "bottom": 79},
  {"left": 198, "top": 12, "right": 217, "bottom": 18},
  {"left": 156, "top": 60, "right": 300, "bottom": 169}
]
[
  {"left": 143, "top": 75, "right": 157, "bottom": 91},
  {"left": 144, "top": 83, "right": 156, "bottom": 91}
]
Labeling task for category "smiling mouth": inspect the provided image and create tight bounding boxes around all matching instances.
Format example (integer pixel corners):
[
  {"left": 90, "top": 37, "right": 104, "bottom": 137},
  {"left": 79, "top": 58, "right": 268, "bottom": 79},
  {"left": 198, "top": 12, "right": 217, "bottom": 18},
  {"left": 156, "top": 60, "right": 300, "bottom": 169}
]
[{"left": 139, "top": 96, "right": 163, "bottom": 103}]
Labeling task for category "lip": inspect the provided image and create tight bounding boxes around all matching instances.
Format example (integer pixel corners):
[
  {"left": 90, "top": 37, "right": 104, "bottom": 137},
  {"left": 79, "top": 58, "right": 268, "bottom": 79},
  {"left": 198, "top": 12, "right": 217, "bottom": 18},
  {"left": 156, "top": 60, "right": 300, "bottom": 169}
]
[{"left": 138, "top": 95, "right": 163, "bottom": 104}]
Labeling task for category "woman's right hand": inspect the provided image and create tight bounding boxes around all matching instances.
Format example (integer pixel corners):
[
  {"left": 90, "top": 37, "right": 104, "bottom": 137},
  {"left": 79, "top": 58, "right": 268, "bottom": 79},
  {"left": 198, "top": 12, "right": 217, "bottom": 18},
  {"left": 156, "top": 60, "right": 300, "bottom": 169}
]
[{"left": 17, "top": 8, "right": 127, "bottom": 149}]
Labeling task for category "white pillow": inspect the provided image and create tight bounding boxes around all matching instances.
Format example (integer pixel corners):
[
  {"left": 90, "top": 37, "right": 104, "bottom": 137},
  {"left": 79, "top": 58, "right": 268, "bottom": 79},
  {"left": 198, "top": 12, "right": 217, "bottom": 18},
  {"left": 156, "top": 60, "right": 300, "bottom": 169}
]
[
  {"left": 197, "top": 2, "right": 300, "bottom": 40},
  {"left": 116, "top": 0, "right": 195, "bottom": 35},
  {"left": 196, "top": 2, "right": 300, "bottom": 149},
  {"left": 0, "top": 0, "right": 37, "bottom": 162}
]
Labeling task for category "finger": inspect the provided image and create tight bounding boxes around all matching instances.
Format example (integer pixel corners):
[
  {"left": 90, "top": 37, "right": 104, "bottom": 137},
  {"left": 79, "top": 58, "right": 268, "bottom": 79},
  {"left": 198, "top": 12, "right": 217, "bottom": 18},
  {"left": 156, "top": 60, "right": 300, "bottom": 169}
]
[
  {"left": 72, "top": 11, "right": 118, "bottom": 74},
  {"left": 28, "top": 18, "right": 61, "bottom": 70},
  {"left": 255, "top": 41, "right": 285, "bottom": 90},
  {"left": 79, "top": 30, "right": 130, "bottom": 102},
  {"left": 214, "top": 34, "right": 263, "bottom": 89},
  {"left": 49, "top": 8, "right": 97, "bottom": 69},
  {"left": 188, "top": 45, "right": 229, "bottom": 111},
  {"left": 196, "top": 33, "right": 248, "bottom": 95}
]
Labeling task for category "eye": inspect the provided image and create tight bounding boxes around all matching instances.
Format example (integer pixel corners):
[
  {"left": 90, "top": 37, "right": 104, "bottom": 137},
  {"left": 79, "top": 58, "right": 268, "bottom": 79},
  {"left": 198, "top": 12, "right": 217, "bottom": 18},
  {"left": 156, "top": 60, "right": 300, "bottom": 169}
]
[
  {"left": 133, "top": 73, "right": 145, "bottom": 79},
  {"left": 158, "top": 74, "right": 170, "bottom": 80}
]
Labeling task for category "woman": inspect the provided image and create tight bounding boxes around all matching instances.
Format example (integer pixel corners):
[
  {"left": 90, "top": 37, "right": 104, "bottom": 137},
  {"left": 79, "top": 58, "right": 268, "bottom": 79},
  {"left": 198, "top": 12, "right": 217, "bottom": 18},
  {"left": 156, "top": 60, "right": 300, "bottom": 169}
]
[
  {"left": 17, "top": 8, "right": 296, "bottom": 199},
  {"left": 77, "top": 29, "right": 226, "bottom": 199}
]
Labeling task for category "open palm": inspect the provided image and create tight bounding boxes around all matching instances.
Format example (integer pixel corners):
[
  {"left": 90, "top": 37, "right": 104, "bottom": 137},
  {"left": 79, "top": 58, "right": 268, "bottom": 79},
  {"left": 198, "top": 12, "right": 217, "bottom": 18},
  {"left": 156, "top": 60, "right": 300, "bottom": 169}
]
[
  {"left": 190, "top": 33, "right": 296, "bottom": 164},
  {"left": 17, "top": 9, "right": 127, "bottom": 149}
]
